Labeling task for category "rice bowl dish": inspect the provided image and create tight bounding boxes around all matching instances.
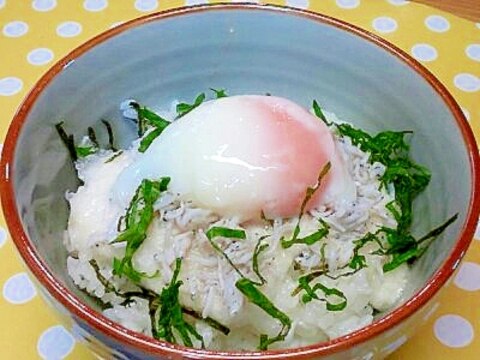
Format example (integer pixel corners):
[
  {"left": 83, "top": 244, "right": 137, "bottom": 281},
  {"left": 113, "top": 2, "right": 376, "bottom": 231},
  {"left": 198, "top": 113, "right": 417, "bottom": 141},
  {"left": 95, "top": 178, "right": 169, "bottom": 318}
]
[{"left": 0, "top": 4, "right": 477, "bottom": 360}]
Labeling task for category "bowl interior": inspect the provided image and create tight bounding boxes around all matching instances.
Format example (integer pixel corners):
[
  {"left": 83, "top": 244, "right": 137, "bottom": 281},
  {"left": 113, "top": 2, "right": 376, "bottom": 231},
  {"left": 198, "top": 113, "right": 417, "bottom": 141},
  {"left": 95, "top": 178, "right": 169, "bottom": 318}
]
[{"left": 10, "top": 6, "right": 472, "bottom": 328}]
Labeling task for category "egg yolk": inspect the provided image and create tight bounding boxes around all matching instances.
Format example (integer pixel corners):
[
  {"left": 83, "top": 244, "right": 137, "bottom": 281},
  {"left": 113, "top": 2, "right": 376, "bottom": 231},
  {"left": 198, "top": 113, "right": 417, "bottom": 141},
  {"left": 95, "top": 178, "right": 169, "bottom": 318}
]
[{"left": 114, "top": 95, "right": 355, "bottom": 220}]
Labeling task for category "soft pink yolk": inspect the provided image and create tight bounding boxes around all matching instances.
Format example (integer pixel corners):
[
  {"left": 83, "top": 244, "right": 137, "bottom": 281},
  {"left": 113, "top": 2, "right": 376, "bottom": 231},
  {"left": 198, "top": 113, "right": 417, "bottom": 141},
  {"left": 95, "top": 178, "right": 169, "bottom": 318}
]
[
  {"left": 114, "top": 95, "right": 355, "bottom": 220},
  {"left": 244, "top": 96, "right": 347, "bottom": 218}
]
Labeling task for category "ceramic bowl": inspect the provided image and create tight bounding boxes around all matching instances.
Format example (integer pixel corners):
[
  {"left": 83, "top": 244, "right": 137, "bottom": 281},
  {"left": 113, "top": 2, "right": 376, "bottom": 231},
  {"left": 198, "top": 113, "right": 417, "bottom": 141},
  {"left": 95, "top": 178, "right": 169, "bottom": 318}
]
[{"left": 1, "top": 4, "right": 479, "bottom": 360}]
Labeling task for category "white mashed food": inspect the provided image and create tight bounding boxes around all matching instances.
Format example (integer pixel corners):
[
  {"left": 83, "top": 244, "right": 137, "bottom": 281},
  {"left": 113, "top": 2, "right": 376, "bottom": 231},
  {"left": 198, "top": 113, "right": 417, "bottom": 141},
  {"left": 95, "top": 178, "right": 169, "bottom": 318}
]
[{"left": 65, "top": 96, "right": 409, "bottom": 351}]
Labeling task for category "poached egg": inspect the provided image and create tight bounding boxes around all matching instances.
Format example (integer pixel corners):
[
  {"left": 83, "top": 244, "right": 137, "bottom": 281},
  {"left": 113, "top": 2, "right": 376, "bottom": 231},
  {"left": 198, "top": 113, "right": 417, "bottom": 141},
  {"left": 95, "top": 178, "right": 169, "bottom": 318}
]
[{"left": 114, "top": 95, "right": 355, "bottom": 220}]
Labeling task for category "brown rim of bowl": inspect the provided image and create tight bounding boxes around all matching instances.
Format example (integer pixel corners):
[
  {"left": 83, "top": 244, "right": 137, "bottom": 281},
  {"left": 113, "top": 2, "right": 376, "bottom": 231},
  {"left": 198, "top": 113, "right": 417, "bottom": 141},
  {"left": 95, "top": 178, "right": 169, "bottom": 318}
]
[{"left": 1, "top": 3, "right": 479, "bottom": 359}]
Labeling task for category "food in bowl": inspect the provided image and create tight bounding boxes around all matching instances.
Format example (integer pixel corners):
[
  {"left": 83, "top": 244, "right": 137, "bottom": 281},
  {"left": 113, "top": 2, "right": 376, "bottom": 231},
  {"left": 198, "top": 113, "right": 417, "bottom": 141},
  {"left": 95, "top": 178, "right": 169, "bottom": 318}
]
[{"left": 58, "top": 90, "right": 456, "bottom": 351}]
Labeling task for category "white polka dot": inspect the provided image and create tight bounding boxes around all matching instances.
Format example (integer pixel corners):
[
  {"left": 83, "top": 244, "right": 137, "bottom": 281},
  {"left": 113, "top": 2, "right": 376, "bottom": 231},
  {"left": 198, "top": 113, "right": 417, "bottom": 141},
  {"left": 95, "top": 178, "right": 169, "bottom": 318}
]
[
  {"left": 83, "top": 0, "right": 108, "bottom": 12},
  {"left": 0, "top": 0, "right": 5, "bottom": 9},
  {"left": 466, "top": 44, "right": 480, "bottom": 62},
  {"left": 0, "top": 226, "right": 6, "bottom": 248},
  {"left": 32, "top": 0, "right": 57, "bottom": 11},
  {"left": 56, "top": 21, "right": 82, "bottom": 38},
  {"left": 286, "top": 0, "right": 309, "bottom": 9},
  {"left": 461, "top": 107, "right": 471, "bottom": 121},
  {"left": 37, "top": 325, "right": 75, "bottom": 359},
  {"left": 134, "top": 0, "right": 158, "bottom": 11},
  {"left": 387, "top": 0, "right": 409, "bottom": 5},
  {"left": 454, "top": 73, "right": 480, "bottom": 92},
  {"left": 411, "top": 43, "right": 438, "bottom": 62},
  {"left": 336, "top": 0, "right": 360, "bottom": 9},
  {"left": 27, "top": 48, "right": 54, "bottom": 66},
  {"left": 372, "top": 17, "right": 398, "bottom": 33},
  {"left": 184, "top": 0, "right": 207, "bottom": 5},
  {"left": 2, "top": 21, "right": 29, "bottom": 37},
  {"left": 0, "top": 77, "right": 23, "bottom": 96},
  {"left": 2, "top": 272, "right": 37, "bottom": 304},
  {"left": 434, "top": 314, "right": 474, "bottom": 348},
  {"left": 425, "top": 15, "right": 450, "bottom": 33},
  {"left": 454, "top": 261, "right": 480, "bottom": 291},
  {"left": 382, "top": 335, "right": 407, "bottom": 355},
  {"left": 477, "top": 23, "right": 480, "bottom": 29}
]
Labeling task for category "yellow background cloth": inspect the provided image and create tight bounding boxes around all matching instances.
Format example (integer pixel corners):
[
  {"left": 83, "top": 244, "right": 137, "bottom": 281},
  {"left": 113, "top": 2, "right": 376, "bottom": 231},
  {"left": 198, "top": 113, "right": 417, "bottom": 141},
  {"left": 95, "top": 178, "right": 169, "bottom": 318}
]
[{"left": 0, "top": 0, "right": 479, "bottom": 359}]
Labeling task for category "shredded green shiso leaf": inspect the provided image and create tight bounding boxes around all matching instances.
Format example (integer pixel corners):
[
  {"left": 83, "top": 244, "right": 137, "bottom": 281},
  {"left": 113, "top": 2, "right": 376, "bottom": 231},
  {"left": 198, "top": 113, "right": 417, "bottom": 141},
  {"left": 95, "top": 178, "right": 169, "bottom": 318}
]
[
  {"left": 153, "top": 258, "right": 205, "bottom": 348},
  {"left": 87, "top": 257, "right": 230, "bottom": 342},
  {"left": 281, "top": 162, "right": 331, "bottom": 249},
  {"left": 55, "top": 90, "right": 458, "bottom": 351},
  {"left": 55, "top": 120, "right": 117, "bottom": 162},
  {"left": 206, "top": 225, "right": 292, "bottom": 349},
  {"left": 236, "top": 278, "right": 292, "bottom": 350},
  {"left": 296, "top": 271, "right": 348, "bottom": 311},
  {"left": 210, "top": 88, "right": 228, "bottom": 99},
  {"left": 311, "top": 100, "right": 457, "bottom": 273},
  {"left": 127, "top": 101, "right": 171, "bottom": 152},
  {"left": 112, "top": 177, "right": 170, "bottom": 282},
  {"left": 176, "top": 93, "right": 206, "bottom": 118}
]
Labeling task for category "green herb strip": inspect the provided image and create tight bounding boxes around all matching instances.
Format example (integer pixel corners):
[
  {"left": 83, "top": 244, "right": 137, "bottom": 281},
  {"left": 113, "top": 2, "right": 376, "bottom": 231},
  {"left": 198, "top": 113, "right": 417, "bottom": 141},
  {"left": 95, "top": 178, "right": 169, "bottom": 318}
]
[
  {"left": 281, "top": 162, "right": 331, "bottom": 249},
  {"left": 312, "top": 100, "right": 331, "bottom": 126},
  {"left": 417, "top": 213, "right": 459, "bottom": 245},
  {"left": 296, "top": 271, "right": 347, "bottom": 311},
  {"left": 88, "top": 259, "right": 230, "bottom": 336},
  {"left": 112, "top": 177, "right": 170, "bottom": 282},
  {"left": 182, "top": 308, "right": 231, "bottom": 336},
  {"left": 348, "top": 233, "right": 385, "bottom": 271},
  {"left": 138, "top": 127, "right": 163, "bottom": 153},
  {"left": 235, "top": 278, "right": 292, "bottom": 350},
  {"left": 154, "top": 258, "right": 205, "bottom": 348},
  {"left": 205, "top": 226, "right": 247, "bottom": 279},
  {"left": 101, "top": 119, "right": 117, "bottom": 151},
  {"left": 385, "top": 201, "right": 402, "bottom": 223},
  {"left": 87, "top": 126, "right": 99, "bottom": 148},
  {"left": 130, "top": 102, "right": 170, "bottom": 152},
  {"left": 176, "top": 93, "right": 206, "bottom": 118},
  {"left": 88, "top": 259, "right": 118, "bottom": 295},
  {"left": 206, "top": 227, "right": 292, "bottom": 349},
  {"left": 75, "top": 146, "right": 96, "bottom": 158},
  {"left": 138, "top": 106, "right": 170, "bottom": 130},
  {"left": 210, "top": 88, "right": 227, "bottom": 99},
  {"left": 276, "top": 162, "right": 347, "bottom": 314},
  {"left": 206, "top": 227, "right": 246, "bottom": 241},
  {"left": 105, "top": 150, "right": 124, "bottom": 163},
  {"left": 310, "top": 102, "right": 458, "bottom": 272},
  {"left": 346, "top": 213, "right": 458, "bottom": 273},
  {"left": 55, "top": 122, "right": 80, "bottom": 162},
  {"left": 206, "top": 226, "right": 268, "bottom": 285},
  {"left": 382, "top": 213, "right": 458, "bottom": 272},
  {"left": 282, "top": 220, "right": 329, "bottom": 249},
  {"left": 55, "top": 121, "right": 118, "bottom": 162},
  {"left": 334, "top": 122, "right": 430, "bottom": 233},
  {"left": 252, "top": 236, "right": 269, "bottom": 285}
]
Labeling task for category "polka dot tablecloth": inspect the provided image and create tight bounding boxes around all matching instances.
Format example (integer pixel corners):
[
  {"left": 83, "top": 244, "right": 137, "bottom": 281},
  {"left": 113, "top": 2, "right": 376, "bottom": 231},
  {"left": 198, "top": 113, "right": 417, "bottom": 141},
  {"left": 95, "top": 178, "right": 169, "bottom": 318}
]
[{"left": 0, "top": 1, "right": 479, "bottom": 359}]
